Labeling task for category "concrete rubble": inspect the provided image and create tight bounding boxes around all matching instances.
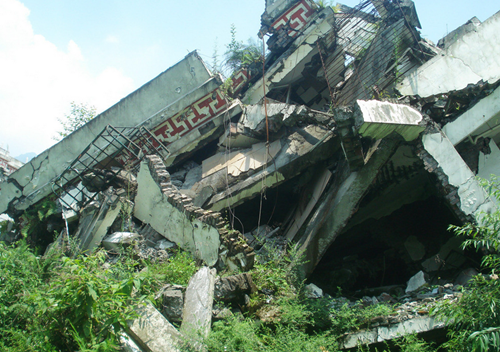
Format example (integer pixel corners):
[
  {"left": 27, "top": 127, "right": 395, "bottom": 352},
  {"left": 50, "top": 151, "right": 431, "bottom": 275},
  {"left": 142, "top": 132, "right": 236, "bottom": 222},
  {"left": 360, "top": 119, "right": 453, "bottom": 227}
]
[
  {"left": 180, "top": 267, "right": 216, "bottom": 338},
  {"left": 2, "top": 0, "right": 500, "bottom": 348}
]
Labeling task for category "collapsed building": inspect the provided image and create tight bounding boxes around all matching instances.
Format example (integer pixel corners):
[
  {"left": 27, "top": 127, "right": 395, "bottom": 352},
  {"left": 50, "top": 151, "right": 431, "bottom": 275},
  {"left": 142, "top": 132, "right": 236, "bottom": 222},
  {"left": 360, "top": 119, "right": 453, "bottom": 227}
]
[{"left": 1, "top": 0, "right": 500, "bottom": 349}]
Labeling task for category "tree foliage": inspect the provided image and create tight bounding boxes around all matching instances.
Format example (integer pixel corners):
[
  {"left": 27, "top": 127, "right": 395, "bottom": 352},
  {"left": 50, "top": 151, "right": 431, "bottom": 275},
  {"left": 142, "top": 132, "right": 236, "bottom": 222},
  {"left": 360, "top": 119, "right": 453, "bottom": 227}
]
[
  {"left": 432, "top": 176, "right": 500, "bottom": 352},
  {"left": 54, "top": 101, "right": 96, "bottom": 141},
  {"left": 223, "top": 24, "right": 263, "bottom": 75}
]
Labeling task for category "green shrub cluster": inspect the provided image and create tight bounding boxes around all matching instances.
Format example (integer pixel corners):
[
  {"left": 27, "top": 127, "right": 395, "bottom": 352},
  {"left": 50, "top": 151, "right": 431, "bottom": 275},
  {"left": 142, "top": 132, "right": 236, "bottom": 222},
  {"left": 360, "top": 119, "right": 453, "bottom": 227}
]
[{"left": 0, "top": 240, "right": 196, "bottom": 351}]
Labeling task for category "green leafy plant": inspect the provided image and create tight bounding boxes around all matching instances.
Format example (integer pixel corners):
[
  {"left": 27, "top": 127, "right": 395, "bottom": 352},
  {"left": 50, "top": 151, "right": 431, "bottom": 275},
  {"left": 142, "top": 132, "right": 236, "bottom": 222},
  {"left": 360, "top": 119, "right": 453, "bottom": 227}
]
[
  {"left": 223, "top": 24, "right": 263, "bottom": 74},
  {"left": 432, "top": 176, "right": 500, "bottom": 352},
  {"left": 54, "top": 101, "right": 96, "bottom": 141}
]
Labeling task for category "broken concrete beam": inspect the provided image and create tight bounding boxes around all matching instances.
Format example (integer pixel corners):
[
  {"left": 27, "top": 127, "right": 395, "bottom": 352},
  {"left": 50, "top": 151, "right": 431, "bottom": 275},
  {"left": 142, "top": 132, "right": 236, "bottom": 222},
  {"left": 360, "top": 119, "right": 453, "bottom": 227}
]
[
  {"left": 355, "top": 100, "right": 425, "bottom": 141},
  {"left": 102, "top": 232, "right": 139, "bottom": 252},
  {"left": 421, "top": 131, "right": 497, "bottom": 221},
  {"left": 0, "top": 52, "right": 212, "bottom": 216},
  {"left": 126, "top": 302, "right": 182, "bottom": 352},
  {"left": 181, "top": 267, "right": 216, "bottom": 339},
  {"left": 442, "top": 85, "right": 500, "bottom": 146},
  {"left": 238, "top": 99, "right": 332, "bottom": 138},
  {"left": 73, "top": 188, "right": 124, "bottom": 253}
]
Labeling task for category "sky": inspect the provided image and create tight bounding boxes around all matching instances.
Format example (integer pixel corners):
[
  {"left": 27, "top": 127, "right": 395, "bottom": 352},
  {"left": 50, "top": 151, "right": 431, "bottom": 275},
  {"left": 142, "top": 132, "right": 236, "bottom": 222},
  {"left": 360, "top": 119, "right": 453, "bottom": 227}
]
[{"left": 0, "top": 0, "right": 498, "bottom": 158}]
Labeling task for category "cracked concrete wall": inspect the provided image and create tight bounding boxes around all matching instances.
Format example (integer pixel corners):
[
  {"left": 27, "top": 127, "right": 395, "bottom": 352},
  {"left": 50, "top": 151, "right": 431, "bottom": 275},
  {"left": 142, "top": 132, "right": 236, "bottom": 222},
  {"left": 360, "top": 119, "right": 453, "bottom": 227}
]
[
  {"left": 397, "top": 10, "right": 500, "bottom": 98},
  {"left": 134, "top": 155, "right": 255, "bottom": 269},
  {"left": 0, "top": 52, "right": 213, "bottom": 215}
]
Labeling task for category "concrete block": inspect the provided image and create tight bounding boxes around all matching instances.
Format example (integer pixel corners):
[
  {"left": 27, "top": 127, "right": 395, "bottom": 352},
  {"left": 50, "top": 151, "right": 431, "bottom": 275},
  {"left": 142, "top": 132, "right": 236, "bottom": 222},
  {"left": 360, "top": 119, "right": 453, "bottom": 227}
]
[
  {"left": 126, "top": 302, "right": 182, "bottom": 352},
  {"left": 356, "top": 100, "right": 425, "bottom": 141},
  {"left": 157, "top": 285, "right": 185, "bottom": 323},
  {"left": 214, "top": 273, "right": 257, "bottom": 303},
  {"left": 405, "top": 271, "right": 428, "bottom": 293},
  {"left": 181, "top": 267, "right": 216, "bottom": 338},
  {"left": 304, "top": 283, "right": 323, "bottom": 299},
  {"left": 102, "top": 232, "right": 139, "bottom": 252}
]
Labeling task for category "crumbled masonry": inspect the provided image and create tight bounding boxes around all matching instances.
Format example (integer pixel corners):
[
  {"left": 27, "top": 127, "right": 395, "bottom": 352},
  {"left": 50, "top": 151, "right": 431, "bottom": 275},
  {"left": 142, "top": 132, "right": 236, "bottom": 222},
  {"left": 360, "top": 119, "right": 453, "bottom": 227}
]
[{"left": 2, "top": 0, "right": 500, "bottom": 349}]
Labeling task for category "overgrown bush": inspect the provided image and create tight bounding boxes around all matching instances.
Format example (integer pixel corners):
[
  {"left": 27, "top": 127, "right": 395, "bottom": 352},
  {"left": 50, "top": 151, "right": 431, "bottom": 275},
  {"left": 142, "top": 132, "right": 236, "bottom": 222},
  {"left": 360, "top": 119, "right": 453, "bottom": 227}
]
[
  {"left": 0, "top": 239, "right": 197, "bottom": 351},
  {"left": 431, "top": 176, "right": 500, "bottom": 352}
]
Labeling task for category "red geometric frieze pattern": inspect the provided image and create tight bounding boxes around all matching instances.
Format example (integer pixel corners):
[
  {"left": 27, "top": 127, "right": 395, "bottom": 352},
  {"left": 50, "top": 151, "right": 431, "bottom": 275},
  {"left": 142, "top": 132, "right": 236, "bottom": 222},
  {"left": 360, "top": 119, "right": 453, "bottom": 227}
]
[
  {"left": 272, "top": 0, "right": 316, "bottom": 38},
  {"left": 153, "top": 89, "right": 227, "bottom": 144},
  {"left": 231, "top": 69, "right": 250, "bottom": 96}
]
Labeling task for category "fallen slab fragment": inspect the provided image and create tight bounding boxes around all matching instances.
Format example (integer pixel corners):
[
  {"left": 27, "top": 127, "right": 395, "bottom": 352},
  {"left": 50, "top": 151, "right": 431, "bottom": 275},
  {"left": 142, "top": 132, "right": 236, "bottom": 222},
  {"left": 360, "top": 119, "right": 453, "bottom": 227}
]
[
  {"left": 102, "top": 232, "right": 139, "bottom": 252},
  {"left": 181, "top": 267, "right": 216, "bottom": 339},
  {"left": 126, "top": 302, "right": 182, "bottom": 352},
  {"left": 405, "top": 271, "right": 428, "bottom": 293},
  {"left": 73, "top": 188, "right": 125, "bottom": 253},
  {"left": 341, "top": 316, "right": 446, "bottom": 350}
]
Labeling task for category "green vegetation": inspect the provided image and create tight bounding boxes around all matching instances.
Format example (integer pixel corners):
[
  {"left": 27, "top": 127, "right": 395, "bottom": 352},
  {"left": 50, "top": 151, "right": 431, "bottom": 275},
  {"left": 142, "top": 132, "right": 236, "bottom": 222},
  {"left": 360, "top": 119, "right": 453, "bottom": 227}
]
[
  {"left": 0, "top": 240, "right": 196, "bottom": 351},
  {"left": 3, "top": 178, "right": 500, "bottom": 350},
  {"left": 431, "top": 177, "right": 500, "bottom": 352},
  {"left": 54, "top": 101, "right": 96, "bottom": 141}
]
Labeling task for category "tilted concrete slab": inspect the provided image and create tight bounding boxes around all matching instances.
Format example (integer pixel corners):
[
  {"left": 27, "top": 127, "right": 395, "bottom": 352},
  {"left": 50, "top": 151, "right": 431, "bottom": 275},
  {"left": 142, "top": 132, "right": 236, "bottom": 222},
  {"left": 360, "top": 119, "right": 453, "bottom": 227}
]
[
  {"left": 397, "top": 10, "right": 500, "bottom": 98},
  {"left": 0, "top": 52, "right": 213, "bottom": 215},
  {"left": 181, "top": 266, "right": 216, "bottom": 338},
  {"left": 204, "top": 124, "right": 339, "bottom": 211},
  {"left": 134, "top": 158, "right": 221, "bottom": 267},
  {"left": 356, "top": 100, "right": 425, "bottom": 141}
]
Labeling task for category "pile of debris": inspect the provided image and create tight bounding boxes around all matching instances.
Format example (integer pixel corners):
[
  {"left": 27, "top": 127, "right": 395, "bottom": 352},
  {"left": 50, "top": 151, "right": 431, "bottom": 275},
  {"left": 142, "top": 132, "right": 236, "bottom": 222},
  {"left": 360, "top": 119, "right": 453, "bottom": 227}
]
[{"left": 2, "top": 0, "right": 500, "bottom": 349}]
